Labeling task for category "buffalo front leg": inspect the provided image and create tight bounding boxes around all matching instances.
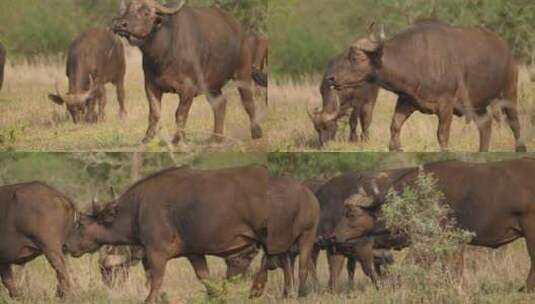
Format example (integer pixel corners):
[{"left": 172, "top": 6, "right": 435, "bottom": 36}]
[
  {"left": 349, "top": 106, "right": 360, "bottom": 142},
  {"left": 98, "top": 87, "right": 108, "bottom": 122},
  {"left": 475, "top": 111, "right": 492, "bottom": 152},
  {"left": 41, "top": 246, "right": 71, "bottom": 298},
  {"left": 360, "top": 101, "right": 374, "bottom": 142},
  {"left": 297, "top": 229, "right": 316, "bottom": 297},
  {"left": 327, "top": 248, "right": 345, "bottom": 293},
  {"left": 142, "top": 82, "right": 163, "bottom": 144},
  {"left": 389, "top": 97, "right": 415, "bottom": 151},
  {"left": 115, "top": 79, "right": 127, "bottom": 119},
  {"left": 144, "top": 250, "right": 168, "bottom": 304},
  {"left": 238, "top": 84, "right": 263, "bottom": 140},
  {"left": 188, "top": 255, "right": 225, "bottom": 298},
  {"left": 281, "top": 254, "right": 295, "bottom": 297},
  {"left": 172, "top": 92, "right": 195, "bottom": 145},
  {"left": 208, "top": 90, "right": 227, "bottom": 143},
  {"left": 0, "top": 264, "right": 20, "bottom": 298},
  {"left": 346, "top": 257, "right": 356, "bottom": 289},
  {"left": 249, "top": 254, "right": 268, "bottom": 298}
]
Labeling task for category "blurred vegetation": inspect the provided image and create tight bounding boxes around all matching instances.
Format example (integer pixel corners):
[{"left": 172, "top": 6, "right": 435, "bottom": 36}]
[
  {"left": 267, "top": 152, "right": 530, "bottom": 179},
  {"left": 270, "top": 0, "right": 535, "bottom": 79},
  {"left": 0, "top": 0, "right": 266, "bottom": 61},
  {"left": 0, "top": 152, "right": 266, "bottom": 208}
]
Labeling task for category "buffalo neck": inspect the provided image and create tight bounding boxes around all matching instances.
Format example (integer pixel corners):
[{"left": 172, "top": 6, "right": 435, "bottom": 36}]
[
  {"left": 139, "top": 22, "right": 173, "bottom": 67},
  {"left": 374, "top": 43, "right": 419, "bottom": 97}
]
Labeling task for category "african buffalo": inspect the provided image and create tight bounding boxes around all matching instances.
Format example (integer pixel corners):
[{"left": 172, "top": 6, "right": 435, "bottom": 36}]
[
  {"left": 309, "top": 53, "right": 379, "bottom": 146},
  {"left": 0, "top": 42, "right": 5, "bottom": 90},
  {"left": 112, "top": 0, "right": 264, "bottom": 144},
  {"left": 48, "top": 29, "right": 126, "bottom": 123},
  {"left": 327, "top": 19, "right": 526, "bottom": 152},
  {"left": 335, "top": 158, "right": 535, "bottom": 291},
  {"left": 249, "top": 175, "right": 319, "bottom": 298},
  {"left": 314, "top": 171, "right": 404, "bottom": 291},
  {"left": 0, "top": 182, "right": 78, "bottom": 299}
]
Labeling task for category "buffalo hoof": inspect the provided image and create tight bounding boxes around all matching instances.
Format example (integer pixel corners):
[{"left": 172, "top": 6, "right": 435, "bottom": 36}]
[
  {"left": 119, "top": 111, "right": 127, "bottom": 120},
  {"left": 361, "top": 134, "right": 370, "bottom": 142},
  {"left": 248, "top": 286, "right": 264, "bottom": 299},
  {"left": 349, "top": 134, "right": 359, "bottom": 142},
  {"left": 209, "top": 134, "right": 224, "bottom": 144},
  {"left": 388, "top": 147, "right": 403, "bottom": 152},
  {"left": 251, "top": 125, "right": 263, "bottom": 139},
  {"left": 516, "top": 144, "right": 527, "bottom": 152}
]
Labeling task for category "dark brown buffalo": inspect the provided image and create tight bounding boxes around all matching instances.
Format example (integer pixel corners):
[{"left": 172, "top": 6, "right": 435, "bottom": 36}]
[
  {"left": 327, "top": 19, "right": 526, "bottom": 152},
  {"left": 245, "top": 31, "right": 268, "bottom": 88},
  {"left": 112, "top": 0, "right": 264, "bottom": 144},
  {"left": 0, "top": 182, "right": 78, "bottom": 298},
  {"left": 309, "top": 53, "right": 379, "bottom": 146},
  {"left": 314, "top": 171, "right": 405, "bottom": 291},
  {"left": 335, "top": 158, "right": 535, "bottom": 291},
  {"left": 48, "top": 29, "right": 126, "bottom": 123},
  {"left": 249, "top": 175, "right": 319, "bottom": 298},
  {"left": 0, "top": 42, "right": 5, "bottom": 90}
]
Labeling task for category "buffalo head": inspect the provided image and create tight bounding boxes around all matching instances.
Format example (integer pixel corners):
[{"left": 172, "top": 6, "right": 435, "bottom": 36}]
[
  {"left": 326, "top": 23, "right": 385, "bottom": 91},
  {"left": 307, "top": 89, "right": 340, "bottom": 146},
  {"left": 334, "top": 184, "right": 380, "bottom": 244},
  {"left": 48, "top": 75, "right": 100, "bottom": 123},
  {"left": 112, "top": 0, "right": 186, "bottom": 46},
  {"left": 65, "top": 196, "right": 118, "bottom": 258}
]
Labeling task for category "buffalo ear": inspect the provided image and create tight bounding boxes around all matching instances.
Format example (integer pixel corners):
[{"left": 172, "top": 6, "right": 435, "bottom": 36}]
[{"left": 48, "top": 94, "right": 64, "bottom": 105}]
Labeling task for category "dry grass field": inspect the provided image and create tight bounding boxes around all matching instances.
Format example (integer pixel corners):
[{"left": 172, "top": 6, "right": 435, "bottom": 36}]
[
  {"left": 0, "top": 47, "right": 269, "bottom": 152},
  {"left": 267, "top": 70, "right": 535, "bottom": 152},
  {"left": 1, "top": 241, "right": 535, "bottom": 304}
]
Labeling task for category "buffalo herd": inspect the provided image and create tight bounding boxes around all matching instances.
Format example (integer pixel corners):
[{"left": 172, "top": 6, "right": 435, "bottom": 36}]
[
  {"left": 2, "top": 158, "right": 535, "bottom": 302},
  {"left": 312, "top": 18, "right": 528, "bottom": 152},
  {"left": 44, "top": 0, "right": 267, "bottom": 143}
]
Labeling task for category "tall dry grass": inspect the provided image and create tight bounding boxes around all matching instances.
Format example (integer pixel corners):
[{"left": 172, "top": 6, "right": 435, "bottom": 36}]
[
  {"left": 1, "top": 241, "right": 534, "bottom": 303},
  {"left": 0, "top": 46, "right": 268, "bottom": 152},
  {"left": 267, "top": 68, "right": 535, "bottom": 152}
]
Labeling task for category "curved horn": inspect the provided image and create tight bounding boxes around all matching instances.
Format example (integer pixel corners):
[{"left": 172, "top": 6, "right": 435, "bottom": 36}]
[
  {"left": 146, "top": 0, "right": 185, "bottom": 14},
  {"left": 320, "top": 92, "right": 340, "bottom": 122},
  {"left": 109, "top": 187, "right": 117, "bottom": 200},
  {"left": 379, "top": 24, "right": 386, "bottom": 41},
  {"left": 371, "top": 180, "right": 380, "bottom": 196},
  {"left": 54, "top": 81, "right": 65, "bottom": 100},
  {"left": 119, "top": 0, "right": 127, "bottom": 15}
]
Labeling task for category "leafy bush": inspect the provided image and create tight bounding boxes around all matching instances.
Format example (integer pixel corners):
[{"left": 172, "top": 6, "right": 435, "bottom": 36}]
[{"left": 380, "top": 169, "right": 475, "bottom": 301}]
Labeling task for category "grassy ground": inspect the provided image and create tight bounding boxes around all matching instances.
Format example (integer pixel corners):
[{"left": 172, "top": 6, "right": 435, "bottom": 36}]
[
  {"left": 0, "top": 48, "right": 269, "bottom": 152},
  {"left": 267, "top": 70, "right": 535, "bottom": 152},
  {"left": 1, "top": 241, "right": 534, "bottom": 303}
]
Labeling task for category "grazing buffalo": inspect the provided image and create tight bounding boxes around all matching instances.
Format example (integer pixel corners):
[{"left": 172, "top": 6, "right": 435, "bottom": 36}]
[
  {"left": 314, "top": 172, "right": 404, "bottom": 291},
  {"left": 0, "top": 42, "right": 5, "bottom": 90},
  {"left": 245, "top": 31, "right": 268, "bottom": 88},
  {"left": 112, "top": 0, "right": 264, "bottom": 144},
  {"left": 249, "top": 175, "right": 319, "bottom": 298},
  {"left": 309, "top": 53, "right": 379, "bottom": 146},
  {"left": 327, "top": 19, "right": 526, "bottom": 152},
  {"left": 335, "top": 158, "right": 535, "bottom": 291},
  {"left": 48, "top": 29, "right": 126, "bottom": 123},
  {"left": 0, "top": 182, "right": 78, "bottom": 299}
]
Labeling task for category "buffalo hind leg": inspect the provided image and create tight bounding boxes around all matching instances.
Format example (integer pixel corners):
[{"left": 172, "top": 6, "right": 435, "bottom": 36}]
[
  {"left": 520, "top": 217, "right": 535, "bottom": 291},
  {"left": 475, "top": 111, "right": 492, "bottom": 152},
  {"left": 503, "top": 103, "right": 526, "bottom": 152},
  {"left": 297, "top": 229, "right": 316, "bottom": 297},
  {"left": 389, "top": 96, "right": 416, "bottom": 151},
  {"left": 98, "top": 86, "right": 107, "bottom": 122},
  {"left": 346, "top": 257, "right": 356, "bottom": 289},
  {"left": 173, "top": 91, "right": 195, "bottom": 144},
  {"left": 249, "top": 254, "right": 268, "bottom": 298},
  {"left": 115, "top": 79, "right": 127, "bottom": 120},
  {"left": 349, "top": 106, "right": 360, "bottom": 142},
  {"left": 208, "top": 90, "right": 227, "bottom": 143},
  {"left": 0, "top": 264, "right": 20, "bottom": 298},
  {"left": 238, "top": 85, "right": 263, "bottom": 140},
  {"left": 142, "top": 81, "right": 163, "bottom": 144},
  {"left": 437, "top": 105, "right": 453, "bottom": 151}
]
